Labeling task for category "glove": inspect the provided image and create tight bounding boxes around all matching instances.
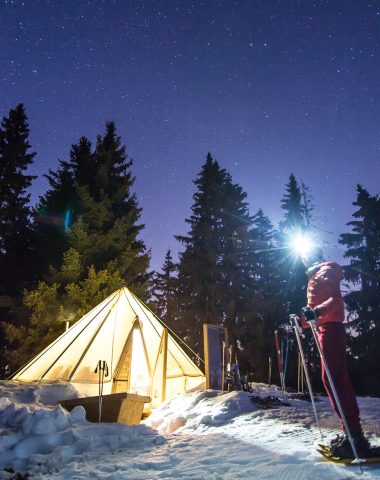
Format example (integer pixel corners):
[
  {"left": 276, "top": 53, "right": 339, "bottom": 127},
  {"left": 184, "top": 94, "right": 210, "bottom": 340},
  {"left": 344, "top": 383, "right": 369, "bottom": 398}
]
[
  {"left": 302, "top": 307, "right": 318, "bottom": 320},
  {"left": 302, "top": 307, "right": 320, "bottom": 327}
]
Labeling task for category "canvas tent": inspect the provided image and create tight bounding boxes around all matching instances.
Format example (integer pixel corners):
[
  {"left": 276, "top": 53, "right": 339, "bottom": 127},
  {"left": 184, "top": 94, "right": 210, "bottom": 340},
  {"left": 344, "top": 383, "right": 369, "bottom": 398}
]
[{"left": 12, "top": 287, "right": 205, "bottom": 407}]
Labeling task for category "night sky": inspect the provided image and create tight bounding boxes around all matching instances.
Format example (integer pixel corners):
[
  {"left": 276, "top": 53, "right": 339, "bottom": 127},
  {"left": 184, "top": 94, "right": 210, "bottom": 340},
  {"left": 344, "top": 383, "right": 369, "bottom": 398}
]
[{"left": 1, "top": 1, "right": 380, "bottom": 270}]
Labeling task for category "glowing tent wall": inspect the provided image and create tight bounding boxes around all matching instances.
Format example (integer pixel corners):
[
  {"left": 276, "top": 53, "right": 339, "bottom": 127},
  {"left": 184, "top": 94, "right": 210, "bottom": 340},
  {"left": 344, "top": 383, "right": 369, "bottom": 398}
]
[{"left": 12, "top": 288, "right": 205, "bottom": 405}]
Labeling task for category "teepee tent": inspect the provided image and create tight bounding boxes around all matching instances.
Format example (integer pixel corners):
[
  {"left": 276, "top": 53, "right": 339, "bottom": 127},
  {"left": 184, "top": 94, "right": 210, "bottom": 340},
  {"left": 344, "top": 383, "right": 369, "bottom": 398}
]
[{"left": 12, "top": 287, "right": 205, "bottom": 407}]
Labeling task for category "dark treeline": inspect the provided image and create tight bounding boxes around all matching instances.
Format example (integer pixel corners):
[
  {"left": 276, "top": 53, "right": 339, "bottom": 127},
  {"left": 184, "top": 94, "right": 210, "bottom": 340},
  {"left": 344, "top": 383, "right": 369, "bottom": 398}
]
[{"left": 1, "top": 105, "right": 379, "bottom": 395}]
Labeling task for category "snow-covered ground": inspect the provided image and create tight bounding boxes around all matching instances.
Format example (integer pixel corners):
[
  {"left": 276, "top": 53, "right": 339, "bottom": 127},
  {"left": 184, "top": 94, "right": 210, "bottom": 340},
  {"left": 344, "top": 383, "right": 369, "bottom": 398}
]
[{"left": 0, "top": 381, "right": 379, "bottom": 479}]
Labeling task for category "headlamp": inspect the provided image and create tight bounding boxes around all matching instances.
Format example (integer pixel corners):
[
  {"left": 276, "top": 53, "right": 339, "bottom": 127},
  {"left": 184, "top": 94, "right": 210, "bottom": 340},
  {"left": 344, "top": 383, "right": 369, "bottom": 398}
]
[{"left": 292, "top": 234, "right": 314, "bottom": 257}]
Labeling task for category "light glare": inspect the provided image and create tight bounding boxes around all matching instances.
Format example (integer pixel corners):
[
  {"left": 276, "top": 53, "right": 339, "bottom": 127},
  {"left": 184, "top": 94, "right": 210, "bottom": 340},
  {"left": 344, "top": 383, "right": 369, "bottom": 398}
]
[{"left": 293, "top": 234, "right": 313, "bottom": 257}]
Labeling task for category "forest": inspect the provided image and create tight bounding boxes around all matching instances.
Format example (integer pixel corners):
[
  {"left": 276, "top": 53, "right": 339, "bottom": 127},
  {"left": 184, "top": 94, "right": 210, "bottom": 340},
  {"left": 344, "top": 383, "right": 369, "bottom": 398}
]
[{"left": 1, "top": 104, "right": 379, "bottom": 395}]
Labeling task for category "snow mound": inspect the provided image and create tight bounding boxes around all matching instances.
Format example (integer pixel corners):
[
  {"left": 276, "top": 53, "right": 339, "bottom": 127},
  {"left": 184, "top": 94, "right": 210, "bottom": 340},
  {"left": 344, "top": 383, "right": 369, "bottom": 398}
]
[
  {"left": 0, "top": 382, "right": 163, "bottom": 476},
  {"left": 0, "top": 381, "right": 379, "bottom": 479},
  {"left": 145, "top": 389, "right": 257, "bottom": 433},
  {"left": 0, "top": 380, "right": 82, "bottom": 405}
]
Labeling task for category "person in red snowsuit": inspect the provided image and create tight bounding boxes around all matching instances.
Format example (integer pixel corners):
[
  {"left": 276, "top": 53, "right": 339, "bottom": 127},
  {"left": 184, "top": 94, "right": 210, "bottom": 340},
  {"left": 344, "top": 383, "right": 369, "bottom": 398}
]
[{"left": 301, "top": 252, "right": 370, "bottom": 457}]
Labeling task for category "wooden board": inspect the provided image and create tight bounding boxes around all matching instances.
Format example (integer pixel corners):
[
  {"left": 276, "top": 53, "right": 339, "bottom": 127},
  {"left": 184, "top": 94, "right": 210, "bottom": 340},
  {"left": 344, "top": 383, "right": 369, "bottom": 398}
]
[{"left": 59, "top": 392, "right": 151, "bottom": 425}]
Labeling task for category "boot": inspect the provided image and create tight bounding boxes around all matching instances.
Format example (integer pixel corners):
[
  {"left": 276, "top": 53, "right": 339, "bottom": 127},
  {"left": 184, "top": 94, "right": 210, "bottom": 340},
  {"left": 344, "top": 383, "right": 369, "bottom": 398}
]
[
  {"left": 330, "top": 433, "right": 371, "bottom": 458},
  {"left": 329, "top": 433, "right": 345, "bottom": 449}
]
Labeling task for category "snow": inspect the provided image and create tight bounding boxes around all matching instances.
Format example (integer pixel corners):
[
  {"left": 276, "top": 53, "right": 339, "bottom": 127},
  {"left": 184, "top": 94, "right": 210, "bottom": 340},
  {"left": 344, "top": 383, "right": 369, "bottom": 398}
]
[{"left": 0, "top": 381, "right": 379, "bottom": 479}]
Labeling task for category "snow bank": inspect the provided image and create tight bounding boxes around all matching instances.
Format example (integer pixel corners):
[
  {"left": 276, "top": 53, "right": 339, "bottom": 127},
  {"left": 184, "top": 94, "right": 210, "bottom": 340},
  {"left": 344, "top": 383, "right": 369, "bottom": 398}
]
[
  {"left": 145, "top": 389, "right": 256, "bottom": 433},
  {"left": 0, "top": 382, "right": 163, "bottom": 477},
  {"left": 0, "top": 381, "right": 379, "bottom": 479},
  {"left": 0, "top": 380, "right": 81, "bottom": 405}
]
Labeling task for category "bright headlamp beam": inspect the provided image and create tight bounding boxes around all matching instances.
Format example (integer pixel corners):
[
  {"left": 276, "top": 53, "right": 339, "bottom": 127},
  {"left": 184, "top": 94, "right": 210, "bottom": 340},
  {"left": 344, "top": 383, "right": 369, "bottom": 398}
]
[{"left": 292, "top": 234, "right": 313, "bottom": 257}]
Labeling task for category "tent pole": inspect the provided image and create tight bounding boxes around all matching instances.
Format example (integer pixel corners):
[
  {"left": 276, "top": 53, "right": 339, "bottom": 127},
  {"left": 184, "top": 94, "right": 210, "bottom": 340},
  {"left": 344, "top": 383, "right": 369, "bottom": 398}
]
[
  {"left": 161, "top": 328, "right": 168, "bottom": 403},
  {"left": 203, "top": 324, "right": 210, "bottom": 389}
]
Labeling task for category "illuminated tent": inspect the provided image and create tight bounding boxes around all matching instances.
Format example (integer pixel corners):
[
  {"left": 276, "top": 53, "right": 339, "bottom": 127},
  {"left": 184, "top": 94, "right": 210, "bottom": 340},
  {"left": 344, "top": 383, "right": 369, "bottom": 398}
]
[{"left": 12, "top": 287, "right": 205, "bottom": 407}]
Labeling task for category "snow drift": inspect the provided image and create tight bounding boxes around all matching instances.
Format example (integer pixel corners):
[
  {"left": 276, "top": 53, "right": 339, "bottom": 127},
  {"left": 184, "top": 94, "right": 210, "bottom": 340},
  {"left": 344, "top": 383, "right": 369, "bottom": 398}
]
[{"left": 0, "top": 381, "right": 379, "bottom": 479}]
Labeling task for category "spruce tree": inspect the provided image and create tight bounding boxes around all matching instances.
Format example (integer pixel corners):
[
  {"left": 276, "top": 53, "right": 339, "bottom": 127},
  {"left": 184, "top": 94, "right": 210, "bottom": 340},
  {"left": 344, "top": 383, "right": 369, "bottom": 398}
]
[
  {"left": 35, "top": 122, "right": 150, "bottom": 294},
  {"left": 279, "top": 173, "right": 304, "bottom": 232},
  {"left": 247, "top": 209, "right": 283, "bottom": 381},
  {"left": 35, "top": 137, "right": 92, "bottom": 270},
  {"left": 275, "top": 174, "right": 317, "bottom": 389},
  {"left": 251, "top": 209, "right": 277, "bottom": 295},
  {"left": 176, "top": 154, "right": 255, "bottom": 361},
  {"left": 217, "top": 171, "right": 255, "bottom": 359},
  {"left": 5, "top": 122, "right": 150, "bottom": 371},
  {"left": 339, "top": 185, "right": 380, "bottom": 394},
  {"left": 0, "top": 104, "right": 37, "bottom": 296},
  {"left": 277, "top": 174, "right": 310, "bottom": 317},
  {"left": 300, "top": 181, "right": 315, "bottom": 229},
  {"left": 0, "top": 104, "right": 37, "bottom": 377},
  {"left": 152, "top": 249, "right": 179, "bottom": 331},
  {"left": 176, "top": 154, "right": 226, "bottom": 352},
  {"left": 67, "top": 122, "right": 150, "bottom": 287}
]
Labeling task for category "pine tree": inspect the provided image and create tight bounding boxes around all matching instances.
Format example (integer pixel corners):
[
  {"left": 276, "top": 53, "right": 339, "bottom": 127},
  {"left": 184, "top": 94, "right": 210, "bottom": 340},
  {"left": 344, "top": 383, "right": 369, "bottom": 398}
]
[
  {"left": 279, "top": 173, "right": 304, "bottom": 232},
  {"left": 277, "top": 174, "right": 311, "bottom": 317},
  {"left": 68, "top": 122, "right": 150, "bottom": 293},
  {"left": 35, "top": 137, "right": 92, "bottom": 270},
  {"left": 3, "top": 248, "right": 126, "bottom": 366},
  {"left": 176, "top": 153, "right": 255, "bottom": 360},
  {"left": 5, "top": 122, "right": 150, "bottom": 371},
  {"left": 217, "top": 171, "right": 255, "bottom": 358},
  {"left": 246, "top": 209, "right": 283, "bottom": 381},
  {"left": 35, "top": 122, "right": 150, "bottom": 294},
  {"left": 176, "top": 154, "right": 226, "bottom": 352},
  {"left": 0, "top": 104, "right": 37, "bottom": 377},
  {"left": 339, "top": 185, "right": 380, "bottom": 394},
  {"left": 274, "top": 175, "right": 318, "bottom": 389},
  {"left": 152, "top": 249, "right": 179, "bottom": 331},
  {"left": 250, "top": 209, "right": 277, "bottom": 295},
  {"left": 300, "top": 181, "right": 315, "bottom": 229},
  {"left": 0, "top": 104, "right": 37, "bottom": 296}
]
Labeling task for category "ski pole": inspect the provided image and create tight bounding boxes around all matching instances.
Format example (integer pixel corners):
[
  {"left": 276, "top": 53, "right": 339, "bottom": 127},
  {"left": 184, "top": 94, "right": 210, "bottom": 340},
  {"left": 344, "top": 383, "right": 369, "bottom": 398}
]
[
  {"left": 297, "top": 353, "right": 305, "bottom": 394},
  {"left": 235, "top": 354, "right": 242, "bottom": 390},
  {"left": 308, "top": 321, "right": 363, "bottom": 466},
  {"left": 274, "top": 330, "right": 285, "bottom": 393},
  {"left": 274, "top": 330, "right": 287, "bottom": 403},
  {"left": 282, "top": 334, "right": 289, "bottom": 386},
  {"left": 95, "top": 360, "right": 109, "bottom": 422},
  {"left": 290, "top": 315, "right": 323, "bottom": 440},
  {"left": 268, "top": 356, "right": 272, "bottom": 385},
  {"left": 222, "top": 341, "right": 225, "bottom": 392},
  {"left": 297, "top": 353, "right": 301, "bottom": 393}
]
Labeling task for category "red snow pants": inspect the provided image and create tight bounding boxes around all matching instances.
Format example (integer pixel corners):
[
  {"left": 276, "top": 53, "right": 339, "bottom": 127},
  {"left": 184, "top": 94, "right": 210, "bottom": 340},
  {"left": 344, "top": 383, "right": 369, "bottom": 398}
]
[{"left": 316, "top": 322, "right": 362, "bottom": 435}]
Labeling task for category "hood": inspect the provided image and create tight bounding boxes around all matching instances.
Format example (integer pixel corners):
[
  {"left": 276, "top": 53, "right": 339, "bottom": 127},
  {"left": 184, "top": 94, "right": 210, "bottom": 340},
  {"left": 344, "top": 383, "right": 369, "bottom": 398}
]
[
  {"left": 308, "top": 261, "right": 344, "bottom": 281},
  {"left": 321, "top": 261, "right": 344, "bottom": 281}
]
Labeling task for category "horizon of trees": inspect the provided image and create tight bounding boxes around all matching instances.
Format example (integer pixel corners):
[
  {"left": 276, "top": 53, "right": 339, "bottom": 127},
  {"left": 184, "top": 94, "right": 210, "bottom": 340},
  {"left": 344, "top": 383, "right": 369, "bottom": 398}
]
[{"left": 1, "top": 104, "right": 379, "bottom": 395}]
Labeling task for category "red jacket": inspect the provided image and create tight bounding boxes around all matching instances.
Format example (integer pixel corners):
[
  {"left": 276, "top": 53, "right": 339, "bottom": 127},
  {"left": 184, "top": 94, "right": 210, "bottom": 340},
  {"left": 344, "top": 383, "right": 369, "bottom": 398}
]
[{"left": 307, "top": 262, "right": 345, "bottom": 325}]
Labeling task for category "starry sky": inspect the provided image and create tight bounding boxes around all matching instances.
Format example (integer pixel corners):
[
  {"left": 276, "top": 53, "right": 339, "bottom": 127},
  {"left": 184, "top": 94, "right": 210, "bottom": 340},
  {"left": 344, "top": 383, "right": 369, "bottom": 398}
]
[{"left": 1, "top": 0, "right": 380, "bottom": 270}]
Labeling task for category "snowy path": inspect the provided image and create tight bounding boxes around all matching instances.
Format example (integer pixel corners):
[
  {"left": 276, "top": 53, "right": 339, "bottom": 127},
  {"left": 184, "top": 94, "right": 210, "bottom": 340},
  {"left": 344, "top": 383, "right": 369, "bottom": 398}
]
[
  {"left": 43, "top": 431, "right": 362, "bottom": 480},
  {"left": 0, "top": 382, "right": 379, "bottom": 479}
]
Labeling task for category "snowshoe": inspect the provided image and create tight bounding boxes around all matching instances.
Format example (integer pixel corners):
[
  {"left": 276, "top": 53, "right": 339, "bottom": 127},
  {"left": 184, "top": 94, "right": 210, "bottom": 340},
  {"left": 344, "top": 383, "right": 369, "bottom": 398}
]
[
  {"left": 330, "top": 434, "right": 371, "bottom": 458},
  {"left": 317, "top": 443, "right": 380, "bottom": 464},
  {"left": 318, "top": 434, "right": 345, "bottom": 452}
]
